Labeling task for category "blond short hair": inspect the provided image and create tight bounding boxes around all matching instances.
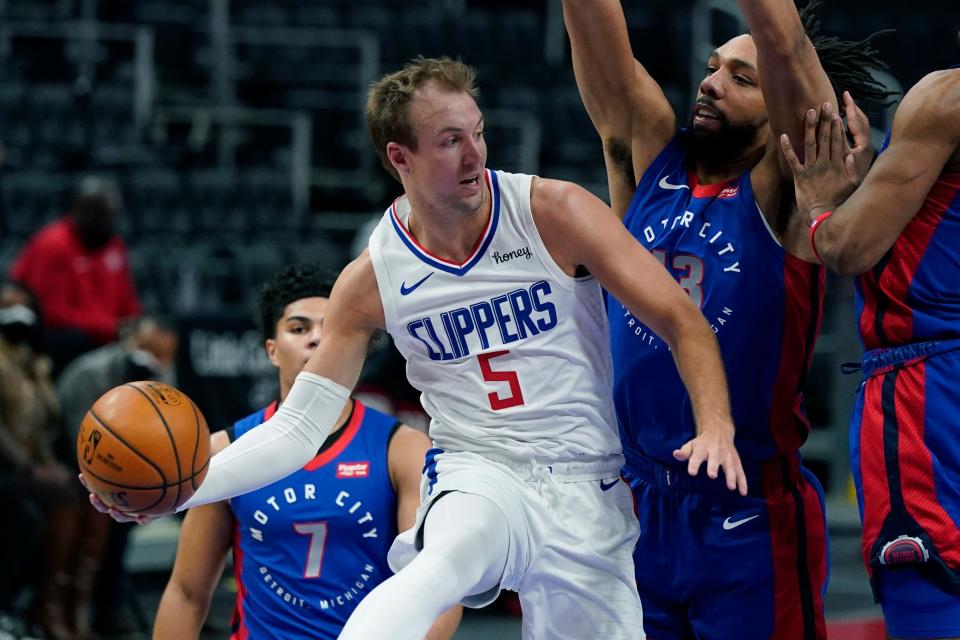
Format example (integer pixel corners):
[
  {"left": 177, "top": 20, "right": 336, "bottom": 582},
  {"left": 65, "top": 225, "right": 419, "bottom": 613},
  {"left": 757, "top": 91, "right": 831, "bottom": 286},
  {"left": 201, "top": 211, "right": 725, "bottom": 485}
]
[{"left": 366, "top": 56, "right": 479, "bottom": 182}]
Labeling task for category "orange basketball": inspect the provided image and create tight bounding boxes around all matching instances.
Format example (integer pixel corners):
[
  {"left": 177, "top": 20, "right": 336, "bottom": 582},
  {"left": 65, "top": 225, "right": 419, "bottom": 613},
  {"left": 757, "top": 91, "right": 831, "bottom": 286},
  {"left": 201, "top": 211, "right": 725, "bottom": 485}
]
[{"left": 76, "top": 381, "right": 210, "bottom": 515}]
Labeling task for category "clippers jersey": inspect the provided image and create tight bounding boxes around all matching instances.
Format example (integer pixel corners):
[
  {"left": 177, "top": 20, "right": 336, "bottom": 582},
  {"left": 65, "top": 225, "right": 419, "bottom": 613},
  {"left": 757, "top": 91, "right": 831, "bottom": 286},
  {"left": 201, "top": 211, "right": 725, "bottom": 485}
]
[
  {"left": 367, "top": 169, "right": 621, "bottom": 462},
  {"left": 856, "top": 170, "right": 960, "bottom": 349},
  {"left": 610, "top": 131, "right": 824, "bottom": 467},
  {"left": 228, "top": 399, "right": 399, "bottom": 640}
]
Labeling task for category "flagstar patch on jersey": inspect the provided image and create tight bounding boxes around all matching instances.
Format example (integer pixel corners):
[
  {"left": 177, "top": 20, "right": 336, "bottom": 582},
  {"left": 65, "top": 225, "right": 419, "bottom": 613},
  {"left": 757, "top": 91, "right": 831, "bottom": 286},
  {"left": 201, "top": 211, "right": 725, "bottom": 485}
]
[{"left": 337, "top": 462, "right": 371, "bottom": 478}]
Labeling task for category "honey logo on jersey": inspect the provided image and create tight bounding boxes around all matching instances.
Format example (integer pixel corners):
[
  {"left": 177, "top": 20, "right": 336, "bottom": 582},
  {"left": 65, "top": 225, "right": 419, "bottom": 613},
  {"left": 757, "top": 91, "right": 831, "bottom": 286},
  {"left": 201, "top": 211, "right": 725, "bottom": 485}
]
[
  {"left": 337, "top": 462, "right": 370, "bottom": 478},
  {"left": 490, "top": 245, "right": 533, "bottom": 270}
]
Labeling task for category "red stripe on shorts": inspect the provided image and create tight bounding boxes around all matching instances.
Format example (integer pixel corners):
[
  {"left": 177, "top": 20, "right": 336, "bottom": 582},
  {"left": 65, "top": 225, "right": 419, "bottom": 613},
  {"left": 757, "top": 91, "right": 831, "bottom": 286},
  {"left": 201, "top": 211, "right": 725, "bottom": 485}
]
[
  {"left": 859, "top": 375, "right": 891, "bottom": 575},
  {"left": 763, "top": 464, "right": 826, "bottom": 640},
  {"left": 896, "top": 362, "right": 960, "bottom": 566}
]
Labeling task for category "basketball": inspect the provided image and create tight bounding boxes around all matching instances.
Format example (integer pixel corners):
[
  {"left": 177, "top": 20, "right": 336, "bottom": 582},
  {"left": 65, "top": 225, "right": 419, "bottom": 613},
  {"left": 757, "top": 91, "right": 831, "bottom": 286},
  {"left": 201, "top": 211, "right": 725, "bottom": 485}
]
[{"left": 76, "top": 381, "right": 211, "bottom": 516}]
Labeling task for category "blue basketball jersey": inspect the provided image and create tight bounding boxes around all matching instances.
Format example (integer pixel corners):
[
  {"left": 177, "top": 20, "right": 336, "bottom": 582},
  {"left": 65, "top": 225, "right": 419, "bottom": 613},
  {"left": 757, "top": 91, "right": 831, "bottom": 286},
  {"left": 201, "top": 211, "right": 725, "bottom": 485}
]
[
  {"left": 609, "top": 130, "right": 824, "bottom": 468},
  {"left": 855, "top": 169, "right": 960, "bottom": 350},
  {"left": 227, "top": 399, "right": 400, "bottom": 640}
]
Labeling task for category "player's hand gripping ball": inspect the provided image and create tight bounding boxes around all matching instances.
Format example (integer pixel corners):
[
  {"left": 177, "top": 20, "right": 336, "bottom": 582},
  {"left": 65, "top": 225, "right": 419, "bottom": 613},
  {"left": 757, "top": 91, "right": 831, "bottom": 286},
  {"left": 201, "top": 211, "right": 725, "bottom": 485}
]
[{"left": 76, "top": 381, "right": 210, "bottom": 516}]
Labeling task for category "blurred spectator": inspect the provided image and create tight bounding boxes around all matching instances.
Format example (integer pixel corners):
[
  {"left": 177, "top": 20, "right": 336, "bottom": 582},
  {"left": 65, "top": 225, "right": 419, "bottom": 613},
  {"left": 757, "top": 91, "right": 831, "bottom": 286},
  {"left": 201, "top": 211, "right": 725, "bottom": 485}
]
[
  {"left": 10, "top": 176, "right": 141, "bottom": 376},
  {"left": 46, "top": 313, "right": 178, "bottom": 639},
  {"left": 0, "top": 280, "right": 73, "bottom": 636}
]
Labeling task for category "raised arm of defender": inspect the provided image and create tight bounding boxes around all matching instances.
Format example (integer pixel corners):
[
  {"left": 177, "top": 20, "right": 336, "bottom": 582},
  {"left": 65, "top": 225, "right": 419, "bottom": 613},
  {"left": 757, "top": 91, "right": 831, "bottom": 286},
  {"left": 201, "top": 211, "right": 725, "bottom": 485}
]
[
  {"left": 737, "top": 0, "right": 836, "bottom": 166},
  {"left": 532, "top": 177, "right": 747, "bottom": 494},
  {"left": 782, "top": 72, "right": 960, "bottom": 275},
  {"left": 562, "top": 0, "right": 676, "bottom": 216}
]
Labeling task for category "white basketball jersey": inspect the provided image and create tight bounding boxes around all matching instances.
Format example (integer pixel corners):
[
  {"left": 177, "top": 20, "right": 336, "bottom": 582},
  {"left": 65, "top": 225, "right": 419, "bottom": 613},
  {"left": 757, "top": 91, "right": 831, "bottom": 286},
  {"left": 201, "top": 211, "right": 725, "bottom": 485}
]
[{"left": 368, "top": 169, "right": 621, "bottom": 462}]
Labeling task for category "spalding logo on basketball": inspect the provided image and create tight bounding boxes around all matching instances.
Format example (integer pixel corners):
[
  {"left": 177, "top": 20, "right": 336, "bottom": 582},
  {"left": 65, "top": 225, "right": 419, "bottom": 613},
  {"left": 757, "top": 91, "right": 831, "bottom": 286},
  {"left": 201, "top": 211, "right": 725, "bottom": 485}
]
[
  {"left": 144, "top": 382, "right": 183, "bottom": 407},
  {"left": 879, "top": 535, "right": 929, "bottom": 565}
]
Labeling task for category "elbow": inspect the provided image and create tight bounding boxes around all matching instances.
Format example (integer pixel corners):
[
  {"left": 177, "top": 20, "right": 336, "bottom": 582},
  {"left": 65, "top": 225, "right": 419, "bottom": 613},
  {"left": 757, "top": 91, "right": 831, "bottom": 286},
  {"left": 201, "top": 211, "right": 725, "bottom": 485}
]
[
  {"left": 820, "top": 237, "right": 879, "bottom": 277},
  {"left": 659, "top": 302, "right": 712, "bottom": 352}
]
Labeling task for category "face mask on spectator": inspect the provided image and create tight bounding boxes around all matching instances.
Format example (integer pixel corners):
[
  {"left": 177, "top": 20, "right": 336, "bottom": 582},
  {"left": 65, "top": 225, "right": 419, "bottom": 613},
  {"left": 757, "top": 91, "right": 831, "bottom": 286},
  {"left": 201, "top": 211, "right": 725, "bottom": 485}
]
[
  {"left": 126, "top": 348, "right": 175, "bottom": 383},
  {"left": 0, "top": 304, "right": 40, "bottom": 347}
]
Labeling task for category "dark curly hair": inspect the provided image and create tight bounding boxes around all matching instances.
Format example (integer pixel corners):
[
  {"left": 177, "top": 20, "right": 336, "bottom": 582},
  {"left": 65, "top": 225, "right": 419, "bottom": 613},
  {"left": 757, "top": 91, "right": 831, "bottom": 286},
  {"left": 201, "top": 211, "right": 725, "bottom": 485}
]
[
  {"left": 257, "top": 264, "right": 338, "bottom": 343},
  {"left": 799, "top": 0, "right": 899, "bottom": 113}
]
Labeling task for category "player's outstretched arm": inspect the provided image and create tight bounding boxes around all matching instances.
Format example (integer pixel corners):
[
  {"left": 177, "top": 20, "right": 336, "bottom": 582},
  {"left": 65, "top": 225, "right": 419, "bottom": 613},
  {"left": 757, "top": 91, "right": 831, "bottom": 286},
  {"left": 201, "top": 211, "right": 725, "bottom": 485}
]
[
  {"left": 532, "top": 178, "right": 747, "bottom": 495},
  {"left": 87, "top": 254, "right": 386, "bottom": 521},
  {"left": 781, "top": 71, "right": 960, "bottom": 275},
  {"left": 153, "top": 433, "right": 233, "bottom": 639},
  {"left": 388, "top": 426, "right": 463, "bottom": 639},
  {"left": 562, "top": 0, "right": 676, "bottom": 217},
  {"left": 176, "top": 253, "right": 384, "bottom": 509},
  {"left": 738, "top": 0, "right": 836, "bottom": 167}
]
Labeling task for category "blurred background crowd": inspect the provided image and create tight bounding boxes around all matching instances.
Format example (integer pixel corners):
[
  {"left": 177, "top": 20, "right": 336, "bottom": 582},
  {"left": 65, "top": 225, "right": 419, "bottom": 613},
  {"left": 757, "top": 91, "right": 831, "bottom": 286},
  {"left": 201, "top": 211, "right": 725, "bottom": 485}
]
[{"left": 0, "top": 0, "right": 956, "bottom": 639}]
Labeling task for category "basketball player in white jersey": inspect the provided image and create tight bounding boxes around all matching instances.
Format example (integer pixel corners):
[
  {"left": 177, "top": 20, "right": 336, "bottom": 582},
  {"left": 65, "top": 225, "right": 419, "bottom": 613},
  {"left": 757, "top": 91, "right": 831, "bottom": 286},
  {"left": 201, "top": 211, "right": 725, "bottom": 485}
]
[{"left": 88, "top": 57, "right": 746, "bottom": 639}]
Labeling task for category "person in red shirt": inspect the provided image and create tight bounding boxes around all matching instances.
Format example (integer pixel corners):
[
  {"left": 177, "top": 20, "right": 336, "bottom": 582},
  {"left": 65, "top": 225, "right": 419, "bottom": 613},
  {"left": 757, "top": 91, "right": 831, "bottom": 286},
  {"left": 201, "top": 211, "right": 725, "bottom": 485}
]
[{"left": 11, "top": 176, "right": 141, "bottom": 373}]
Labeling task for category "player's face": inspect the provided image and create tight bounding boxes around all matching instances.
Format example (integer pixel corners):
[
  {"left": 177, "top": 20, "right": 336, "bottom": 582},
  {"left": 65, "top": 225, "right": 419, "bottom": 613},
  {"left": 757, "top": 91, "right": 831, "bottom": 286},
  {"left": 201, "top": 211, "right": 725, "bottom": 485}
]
[
  {"left": 690, "top": 35, "right": 769, "bottom": 162},
  {"left": 400, "top": 84, "right": 488, "bottom": 216},
  {"left": 266, "top": 296, "right": 329, "bottom": 389}
]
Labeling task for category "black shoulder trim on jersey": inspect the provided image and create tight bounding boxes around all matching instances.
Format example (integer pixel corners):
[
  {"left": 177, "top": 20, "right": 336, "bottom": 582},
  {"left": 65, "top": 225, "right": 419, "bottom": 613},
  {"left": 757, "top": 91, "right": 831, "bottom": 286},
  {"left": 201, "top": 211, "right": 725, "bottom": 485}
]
[
  {"left": 222, "top": 425, "right": 236, "bottom": 444},
  {"left": 385, "top": 420, "right": 403, "bottom": 446},
  {"left": 317, "top": 398, "right": 357, "bottom": 455}
]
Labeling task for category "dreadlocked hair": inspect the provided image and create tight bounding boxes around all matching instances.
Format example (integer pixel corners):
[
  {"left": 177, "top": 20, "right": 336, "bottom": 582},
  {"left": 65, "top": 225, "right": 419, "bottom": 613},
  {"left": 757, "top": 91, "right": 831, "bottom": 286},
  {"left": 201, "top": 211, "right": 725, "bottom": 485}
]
[{"left": 799, "top": 0, "right": 899, "bottom": 113}]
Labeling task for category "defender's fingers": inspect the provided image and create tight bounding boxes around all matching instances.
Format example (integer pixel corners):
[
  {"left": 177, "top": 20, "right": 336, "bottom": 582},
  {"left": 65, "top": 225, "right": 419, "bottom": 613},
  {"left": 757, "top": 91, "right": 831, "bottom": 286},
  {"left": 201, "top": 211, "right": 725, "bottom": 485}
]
[
  {"left": 830, "top": 115, "right": 845, "bottom": 163},
  {"left": 844, "top": 91, "right": 870, "bottom": 146},
  {"left": 816, "top": 102, "right": 834, "bottom": 161},
  {"left": 780, "top": 134, "right": 803, "bottom": 174},
  {"left": 673, "top": 441, "right": 693, "bottom": 461},
  {"left": 803, "top": 108, "right": 818, "bottom": 162},
  {"left": 845, "top": 154, "right": 858, "bottom": 180}
]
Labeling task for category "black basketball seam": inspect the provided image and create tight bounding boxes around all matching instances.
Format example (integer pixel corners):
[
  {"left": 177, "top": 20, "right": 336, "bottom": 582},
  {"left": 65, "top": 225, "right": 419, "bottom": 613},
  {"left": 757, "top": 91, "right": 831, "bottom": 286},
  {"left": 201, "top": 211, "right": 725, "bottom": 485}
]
[
  {"left": 79, "top": 463, "right": 167, "bottom": 512},
  {"left": 80, "top": 456, "right": 210, "bottom": 515},
  {"left": 78, "top": 456, "right": 210, "bottom": 491},
  {"left": 85, "top": 409, "right": 169, "bottom": 513},
  {"left": 125, "top": 383, "right": 183, "bottom": 508},
  {"left": 88, "top": 409, "right": 168, "bottom": 486}
]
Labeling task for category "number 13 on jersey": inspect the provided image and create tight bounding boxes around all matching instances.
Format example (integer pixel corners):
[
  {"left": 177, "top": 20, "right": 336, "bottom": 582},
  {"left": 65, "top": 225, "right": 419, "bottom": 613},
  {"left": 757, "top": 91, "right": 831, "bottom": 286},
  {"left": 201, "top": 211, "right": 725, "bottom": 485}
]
[{"left": 478, "top": 349, "right": 525, "bottom": 410}]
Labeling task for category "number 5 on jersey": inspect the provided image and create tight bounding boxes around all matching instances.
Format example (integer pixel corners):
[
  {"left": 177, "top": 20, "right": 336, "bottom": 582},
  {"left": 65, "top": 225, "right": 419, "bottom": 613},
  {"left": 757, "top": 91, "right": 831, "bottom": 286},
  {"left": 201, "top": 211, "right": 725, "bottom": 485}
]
[{"left": 478, "top": 349, "right": 525, "bottom": 410}]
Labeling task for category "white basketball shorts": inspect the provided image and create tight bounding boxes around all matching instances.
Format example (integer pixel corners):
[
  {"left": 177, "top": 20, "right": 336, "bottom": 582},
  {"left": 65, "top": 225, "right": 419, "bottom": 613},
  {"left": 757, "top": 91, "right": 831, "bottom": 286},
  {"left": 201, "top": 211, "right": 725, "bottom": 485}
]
[{"left": 388, "top": 449, "right": 645, "bottom": 640}]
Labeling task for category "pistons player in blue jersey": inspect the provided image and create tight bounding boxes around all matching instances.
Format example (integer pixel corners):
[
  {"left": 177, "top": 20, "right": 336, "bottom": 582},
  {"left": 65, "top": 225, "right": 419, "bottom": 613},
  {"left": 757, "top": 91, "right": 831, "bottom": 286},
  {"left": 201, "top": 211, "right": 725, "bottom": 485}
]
[
  {"left": 152, "top": 264, "right": 460, "bottom": 640},
  {"left": 783, "top": 66, "right": 960, "bottom": 640},
  {"left": 564, "top": 1, "right": 892, "bottom": 638}
]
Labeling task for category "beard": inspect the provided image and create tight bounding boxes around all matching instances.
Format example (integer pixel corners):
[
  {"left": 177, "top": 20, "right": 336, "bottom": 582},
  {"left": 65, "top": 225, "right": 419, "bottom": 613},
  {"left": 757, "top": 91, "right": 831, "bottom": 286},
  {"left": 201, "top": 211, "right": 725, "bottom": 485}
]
[{"left": 688, "top": 101, "right": 766, "bottom": 166}]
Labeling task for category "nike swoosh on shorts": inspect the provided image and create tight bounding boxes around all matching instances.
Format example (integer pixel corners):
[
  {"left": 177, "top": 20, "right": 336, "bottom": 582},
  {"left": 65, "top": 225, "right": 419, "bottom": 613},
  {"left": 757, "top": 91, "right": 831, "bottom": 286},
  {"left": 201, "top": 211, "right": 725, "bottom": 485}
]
[
  {"left": 599, "top": 478, "right": 619, "bottom": 492},
  {"left": 722, "top": 514, "right": 760, "bottom": 530}
]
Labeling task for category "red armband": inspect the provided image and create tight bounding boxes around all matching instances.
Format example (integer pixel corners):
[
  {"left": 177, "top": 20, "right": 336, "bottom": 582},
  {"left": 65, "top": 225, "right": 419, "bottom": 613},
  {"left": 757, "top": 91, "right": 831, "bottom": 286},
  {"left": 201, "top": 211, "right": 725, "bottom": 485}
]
[{"left": 809, "top": 210, "right": 833, "bottom": 265}]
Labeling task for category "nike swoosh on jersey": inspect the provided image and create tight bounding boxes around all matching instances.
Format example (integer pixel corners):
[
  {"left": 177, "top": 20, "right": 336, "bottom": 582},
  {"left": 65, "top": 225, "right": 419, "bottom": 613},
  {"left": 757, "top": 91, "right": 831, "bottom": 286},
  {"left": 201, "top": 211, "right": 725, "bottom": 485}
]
[
  {"left": 658, "top": 176, "right": 690, "bottom": 190},
  {"left": 722, "top": 514, "right": 760, "bottom": 530},
  {"left": 599, "top": 478, "right": 619, "bottom": 492},
  {"left": 400, "top": 273, "right": 434, "bottom": 296}
]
